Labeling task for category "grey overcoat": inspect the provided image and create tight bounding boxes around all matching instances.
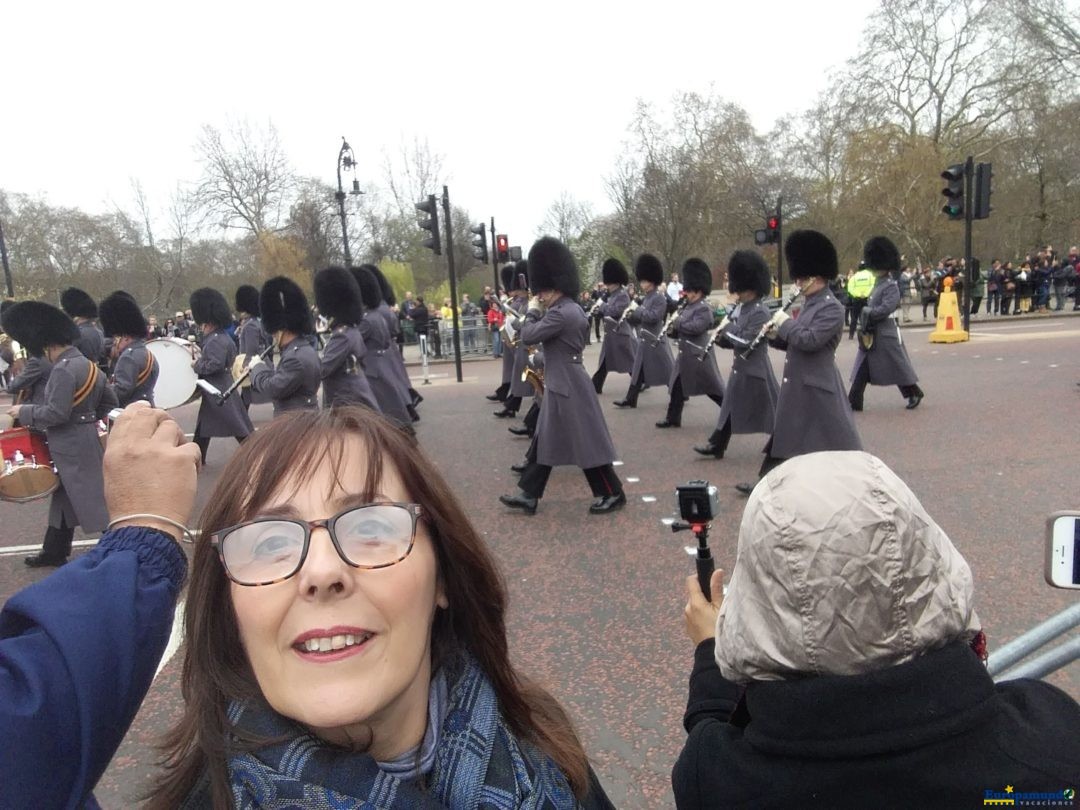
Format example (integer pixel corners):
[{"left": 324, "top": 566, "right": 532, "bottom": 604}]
[
  {"left": 375, "top": 303, "right": 414, "bottom": 401},
  {"left": 111, "top": 339, "right": 159, "bottom": 407},
  {"left": 715, "top": 299, "right": 779, "bottom": 434},
  {"left": 249, "top": 339, "right": 320, "bottom": 415},
  {"left": 521, "top": 296, "right": 617, "bottom": 469},
  {"left": 359, "top": 314, "right": 412, "bottom": 427},
  {"left": 770, "top": 289, "right": 863, "bottom": 459},
  {"left": 75, "top": 321, "right": 105, "bottom": 367},
  {"left": 627, "top": 290, "right": 674, "bottom": 386},
  {"left": 194, "top": 330, "right": 254, "bottom": 437},
  {"left": 507, "top": 298, "right": 536, "bottom": 399},
  {"left": 850, "top": 278, "right": 919, "bottom": 387},
  {"left": 237, "top": 315, "right": 271, "bottom": 405},
  {"left": 597, "top": 288, "right": 638, "bottom": 374},
  {"left": 499, "top": 298, "right": 526, "bottom": 386},
  {"left": 320, "top": 325, "right": 380, "bottom": 412},
  {"left": 670, "top": 300, "right": 725, "bottom": 398},
  {"left": 18, "top": 347, "right": 117, "bottom": 532},
  {"left": 8, "top": 355, "right": 52, "bottom": 405}
]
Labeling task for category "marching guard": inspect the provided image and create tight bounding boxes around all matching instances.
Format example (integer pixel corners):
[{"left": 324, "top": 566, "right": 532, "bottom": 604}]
[
  {"left": 99, "top": 291, "right": 159, "bottom": 407},
  {"left": 366, "top": 264, "right": 422, "bottom": 421},
  {"left": 487, "top": 265, "right": 520, "bottom": 407},
  {"left": 248, "top": 277, "right": 320, "bottom": 416},
  {"left": 351, "top": 265, "right": 414, "bottom": 430},
  {"left": 234, "top": 284, "right": 270, "bottom": 410},
  {"left": 614, "top": 253, "right": 674, "bottom": 409},
  {"left": 3, "top": 300, "right": 51, "bottom": 405},
  {"left": 190, "top": 288, "right": 253, "bottom": 464},
  {"left": 590, "top": 258, "right": 638, "bottom": 395},
  {"left": 656, "top": 258, "right": 724, "bottom": 429},
  {"left": 61, "top": 287, "right": 106, "bottom": 370},
  {"left": 313, "top": 266, "right": 380, "bottom": 412},
  {"left": 494, "top": 263, "right": 534, "bottom": 420},
  {"left": 499, "top": 237, "right": 625, "bottom": 516},
  {"left": 5, "top": 302, "right": 118, "bottom": 567},
  {"left": 694, "top": 251, "right": 779, "bottom": 459},
  {"left": 736, "top": 230, "right": 863, "bottom": 494},
  {"left": 847, "top": 236, "right": 925, "bottom": 412}
]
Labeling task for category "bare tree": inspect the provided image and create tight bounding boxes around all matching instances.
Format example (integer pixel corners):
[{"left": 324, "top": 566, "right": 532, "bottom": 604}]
[
  {"left": 538, "top": 192, "right": 594, "bottom": 242},
  {"left": 1010, "top": 0, "right": 1080, "bottom": 77}
]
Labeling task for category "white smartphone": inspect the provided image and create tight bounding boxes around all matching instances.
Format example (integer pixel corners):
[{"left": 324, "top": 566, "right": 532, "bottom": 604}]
[{"left": 1045, "top": 511, "right": 1080, "bottom": 589}]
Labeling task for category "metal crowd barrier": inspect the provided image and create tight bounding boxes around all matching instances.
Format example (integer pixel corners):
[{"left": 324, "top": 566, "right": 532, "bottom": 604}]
[{"left": 987, "top": 601, "right": 1080, "bottom": 682}]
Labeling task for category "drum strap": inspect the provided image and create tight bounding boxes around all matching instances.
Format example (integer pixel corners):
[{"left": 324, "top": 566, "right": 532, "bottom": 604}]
[
  {"left": 72, "top": 363, "right": 99, "bottom": 408},
  {"left": 136, "top": 351, "right": 156, "bottom": 387}
]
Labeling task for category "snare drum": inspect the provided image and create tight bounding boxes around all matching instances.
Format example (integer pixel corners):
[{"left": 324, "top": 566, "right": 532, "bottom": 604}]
[
  {"left": 147, "top": 338, "right": 202, "bottom": 409},
  {"left": 0, "top": 427, "right": 59, "bottom": 503}
]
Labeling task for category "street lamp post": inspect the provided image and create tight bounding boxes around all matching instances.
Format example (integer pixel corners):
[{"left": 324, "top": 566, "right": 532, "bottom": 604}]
[{"left": 336, "top": 137, "right": 362, "bottom": 266}]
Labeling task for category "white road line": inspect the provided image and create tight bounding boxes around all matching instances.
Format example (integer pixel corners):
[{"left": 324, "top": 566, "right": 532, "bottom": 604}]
[
  {"left": 0, "top": 539, "right": 99, "bottom": 557},
  {"left": 155, "top": 599, "right": 185, "bottom": 680}
]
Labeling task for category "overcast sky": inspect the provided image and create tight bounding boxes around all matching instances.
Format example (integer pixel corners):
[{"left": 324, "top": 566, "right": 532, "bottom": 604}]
[{"left": 3, "top": 0, "right": 880, "bottom": 247}]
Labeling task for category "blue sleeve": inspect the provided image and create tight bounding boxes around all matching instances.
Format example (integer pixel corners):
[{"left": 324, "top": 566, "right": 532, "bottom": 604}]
[{"left": 0, "top": 527, "right": 187, "bottom": 809}]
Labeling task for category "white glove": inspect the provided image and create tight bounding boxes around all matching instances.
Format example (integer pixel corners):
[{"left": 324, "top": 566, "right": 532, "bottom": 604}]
[
  {"left": 770, "top": 310, "right": 791, "bottom": 328},
  {"left": 527, "top": 296, "right": 543, "bottom": 314},
  {"left": 247, "top": 356, "right": 265, "bottom": 369}
]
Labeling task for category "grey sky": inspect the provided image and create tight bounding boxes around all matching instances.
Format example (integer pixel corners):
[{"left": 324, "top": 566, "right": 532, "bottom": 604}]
[{"left": 3, "top": 0, "right": 879, "bottom": 247}]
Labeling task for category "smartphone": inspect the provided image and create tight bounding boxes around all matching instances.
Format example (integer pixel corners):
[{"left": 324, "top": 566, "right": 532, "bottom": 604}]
[{"left": 1045, "top": 511, "right": 1080, "bottom": 589}]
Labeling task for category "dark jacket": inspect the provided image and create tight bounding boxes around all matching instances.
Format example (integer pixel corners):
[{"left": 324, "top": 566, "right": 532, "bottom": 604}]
[
  {"left": 111, "top": 338, "right": 159, "bottom": 407},
  {"left": 673, "top": 639, "right": 1080, "bottom": 809},
  {"left": 359, "top": 313, "right": 412, "bottom": 427},
  {"left": 715, "top": 299, "right": 778, "bottom": 434},
  {"left": 670, "top": 299, "right": 725, "bottom": 398},
  {"left": 627, "top": 289, "right": 674, "bottom": 387},
  {"left": 596, "top": 287, "right": 637, "bottom": 374},
  {"left": 320, "top": 324, "right": 379, "bottom": 412},
  {"left": 850, "top": 278, "right": 919, "bottom": 387},
  {"left": 193, "top": 329, "right": 254, "bottom": 438}
]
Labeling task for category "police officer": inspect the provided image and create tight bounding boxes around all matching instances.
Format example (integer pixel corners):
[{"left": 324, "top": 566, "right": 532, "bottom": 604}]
[
  {"left": 248, "top": 277, "right": 320, "bottom": 416},
  {"left": 5, "top": 301, "right": 118, "bottom": 567},
  {"left": 99, "top": 291, "right": 159, "bottom": 407},
  {"left": 591, "top": 258, "right": 638, "bottom": 395},
  {"left": 848, "top": 236, "right": 925, "bottom": 411},
  {"left": 190, "top": 288, "right": 253, "bottom": 464},
  {"left": 351, "top": 265, "right": 414, "bottom": 430},
  {"left": 60, "top": 287, "right": 106, "bottom": 369},
  {"left": 846, "top": 262, "right": 875, "bottom": 339},
  {"left": 500, "top": 237, "right": 625, "bottom": 515},
  {"left": 656, "top": 258, "right": 724, "bottom": 429},
  {"left": 614, "top": 253, "right": 674, "bottom": 409},
  {"left": 234, "top": 284, "right": 270, "bottom": 411},
  {"left": 314, "top": 266, "right": 380, "bottom": 412},
  {"left": 735, "top": 230, "right": 863, "bottom": 494},
  {"left": 694, "top": 251, "right": 779, "bottom": 459}
]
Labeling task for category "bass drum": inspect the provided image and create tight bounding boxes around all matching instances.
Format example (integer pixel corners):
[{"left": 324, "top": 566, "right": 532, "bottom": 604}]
[
  {"left": 147, "top": 338, "right": 201, "bottom": 409},
  {"left": 0, "top": 426, "right": 59, "bottom": 503}
]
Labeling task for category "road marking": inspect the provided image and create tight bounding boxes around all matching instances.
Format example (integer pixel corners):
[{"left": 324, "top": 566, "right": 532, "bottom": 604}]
[
  {"left": 0, "top": 539, "right": 98, "bottom": 557},
  {"left": 972, "top": 329, "right": 1080, "bottom": 341},
  {"left": 641, "top": 495, "right": 656, "bottom": 502},
  {"left": 1050, "top": 364, "right": 1059, "bottom": 368},
  {"left": 1021, "top": 360, "right": 1030, "bottom": 364},
  {"left": 155, "top": 599, "right": 185, "bottom": 680},
  {"left": 626, "top": 477, "right": 640, "bottom": 483}
]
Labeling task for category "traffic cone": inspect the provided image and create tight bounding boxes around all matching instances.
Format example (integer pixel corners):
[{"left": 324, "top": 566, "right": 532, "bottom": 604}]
[{"left": 929, "top": 287, "right": 969, "bottom": 343}]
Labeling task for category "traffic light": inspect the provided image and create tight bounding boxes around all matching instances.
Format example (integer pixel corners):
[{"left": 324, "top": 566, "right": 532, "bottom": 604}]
[
  {"left": 470, "top": 222, "right": 488, "bottom": 263},
  {"left": 941, "top": 164, "right": 965, "bottom": 220},
  {"left": 415, "top": 195, "right": 441, "bottom": 255},
  {"left": 495, "top": 233, "right": 510, "bottom": 263},
  {"left": 973, "top": 162, "right": 992, "bottom": 220},
  {"left": 754, "top": 213, "right": 781, "bottom": 245}
]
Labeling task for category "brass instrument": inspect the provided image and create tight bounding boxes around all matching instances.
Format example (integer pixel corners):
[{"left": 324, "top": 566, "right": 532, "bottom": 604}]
[
  {"left": 521, "top": 346, "right": 544, "bottom": 396},
  {"left": 490, "top": 296, "right": 521, "bottom": 348},
  {"left": 857, "top": 307, "right": 875, "bottom": 350}
]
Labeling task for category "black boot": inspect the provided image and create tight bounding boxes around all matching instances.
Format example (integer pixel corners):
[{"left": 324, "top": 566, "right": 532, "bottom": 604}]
[
  {"left": 26, "top": 526, "right": 72, "bottom": 567},
  {"left": 589, "top": 492, "right": 626, "bottom": 514},
  {"left": 614, "top": 385, "right": 640, "bottom": 409},
  {"left": 486, "top": 383, "right": 510, "bottom": 402},
  {"left": 499, "top": 491, "right": 538, "bottom": 514}
]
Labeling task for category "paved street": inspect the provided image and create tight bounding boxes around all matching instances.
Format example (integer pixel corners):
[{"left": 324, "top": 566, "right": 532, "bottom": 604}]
[{"left": 2, "top": 315, "right": 1078, "bottom": 808}]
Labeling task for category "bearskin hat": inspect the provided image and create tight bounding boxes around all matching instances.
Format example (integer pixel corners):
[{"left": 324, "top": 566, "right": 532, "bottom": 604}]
[
  {"left": 260, "top": 276, "right": 312, "bottom": 334},
  {"left": 314, "top": 266, "right": 364, "bottom": 326},
  {"left": 500, "top": 265, "right": 516, "bottom": 293},
  {"left": 513, "top": 260, "right": 529, "bottom": 291},
  {"left": 601, "top": 257, "right": 629, "bottom": 286},
  {"left": 784, "top": 230, "right": 839, "bottom": 281},
  {"left": 862, "top": 236, "right": 901, "bottom": 274},
  {"left": 368, "top": 265, "right": 396, "bottom": 306},
  {"left": 634, "top": 253, "right": 664, "bottom": 286},
  {"left": 727, "top": 251, "right": 772, "bottom": 297},
  {"left": 527, "top": 237, "right": 580, "bottom": 299},
  {"left": 99, "top": 291, "right": 147, "bottom": 338},
  {"left": 235, "top": 284, "right": 261, "bottom": 317},
  {"left": 681, "top": 258, "right": 713, "bottom": 295},
  {"left": 2, "top": 301, "right": 79, "bottom": 354},
  {"left": 351, "top": 266, "right": 384, "bottom": 311},
  {"left": 190, "top": 287, "right": 232, "bottom": 328},
  {"left": 60, "top": 287, "right": 98, "bottom": 319}
]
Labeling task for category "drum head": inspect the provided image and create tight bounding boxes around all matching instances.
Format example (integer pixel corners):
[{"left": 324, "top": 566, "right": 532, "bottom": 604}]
[
  {"left": 147, "top": 338, "right": 200, "bottom": 409},
  {"left": 0, "top": 465, "right": 59, "bottom": 502}
]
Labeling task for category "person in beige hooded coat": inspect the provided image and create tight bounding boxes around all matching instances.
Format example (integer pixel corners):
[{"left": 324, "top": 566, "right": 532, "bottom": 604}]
[{"left": 674, "top": 451, "right": 1080, "bottom": 808}]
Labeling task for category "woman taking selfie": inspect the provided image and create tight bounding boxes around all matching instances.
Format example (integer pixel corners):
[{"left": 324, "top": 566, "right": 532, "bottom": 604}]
[{"left": 148, "top": 406, "right": 611, "bottom": 809}]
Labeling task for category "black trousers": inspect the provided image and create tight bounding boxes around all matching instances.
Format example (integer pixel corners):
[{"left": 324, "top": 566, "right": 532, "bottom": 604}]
[
  {"left": 922, "top": 298, "right": 938, "bottom": 318},
  {"left": 666, "top": 376, "right": 723, "bottom": 425},
  {"left": 758, "top": 437, "right": 785, "bottom": 479},
  {"left": 41, "top": 514, "right": 75, "bottom": 562},
  {"left": 848, "top": 298, "right": 867, "bottom": 338},
  {"left": 848, "top": 358, "right": 923, "bottom": 408},
  {"left": 620, "top": 368, "right": 645, "bottom": 406},
  {"left": 591, "top": 360, "right": 608, "bottom": 393},
  {"left": 195, "top": 434, "right": 247, "bottom": 464},
  {"left": 518, "top": 438, "right": 622, "bottom": 500},
  {"left": 706, "top": 417, "right": 734, "bottom": 455},
  {"left": 593, "top": 314, "right": 602, "bottom": 341},
  {"left": 970, "top": 296, "right": 982, "bottom": 315},
  {"left": 523, "top": 400, "right": 540, "bottom": 433}
]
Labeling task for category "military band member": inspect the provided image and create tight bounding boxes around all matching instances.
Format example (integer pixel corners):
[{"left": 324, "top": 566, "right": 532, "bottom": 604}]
[
  {"left": 735, "top": 230, "right": 863, "bottom": 494},
  {"left": 190, "top": 288, "right": 253, "bottom": 464},
  {"left": 590, "top": 258, "right": 638, "bottom": 395},
  {"left": 494, "top": 263, "right": 533, "bottom": 419},
  {"left": 694, "top": 251, "right": 779, "bottom": 459},
  {"left": 99, "top": 291, "right": 159, "bottom": 407},
  {"left": 656, "top": 258, "right": 724, "bottom": 429},
  {"left": 500, "top": 237, "right": 625, "bottom": 516},
  {"left": 366, "top": 264, "right": 422, "bottom": 420},
  {"left": 351, "top": 265, "right": 414, "bottom": 429},
  {"left": 61, "top": 287, "right": 106, "bottom": 370},
  {"left": 248, "top": 277, "right": 320, "bottom": 416},
  {"left": 614, "top": 253, "right": 675, "bottom": 409},
  {"left": 847, "top": 236, "right": 925, "bottom": 412},
  {"left": 234, "top": 284, "right": 270, "bottom": 410},
  {"left": 313, "top": 266, "right": 380, "bottom": 412},
  {"left": 5, "top": 302, "right": 118, "bottom": 567},
  {"left": 2, "top": 301, "right": 51, "bottom": 406}
]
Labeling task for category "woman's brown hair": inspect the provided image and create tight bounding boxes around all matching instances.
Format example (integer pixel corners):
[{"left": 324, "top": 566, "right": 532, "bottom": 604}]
[{"left": 146, "top": 407, "right": 589, "bottom": 807}]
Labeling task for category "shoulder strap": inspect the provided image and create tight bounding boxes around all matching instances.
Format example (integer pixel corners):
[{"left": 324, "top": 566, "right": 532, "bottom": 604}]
[
  {"left": 136, "top": 349, "right": 156, "bottom": 386},
  {"left": 72, "top": 362, "right": 100, "bottom": 407}
]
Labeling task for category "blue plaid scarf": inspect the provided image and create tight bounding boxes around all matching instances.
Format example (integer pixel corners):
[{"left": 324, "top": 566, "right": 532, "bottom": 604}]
[{"left": 226, "top": 654, "right": 581, "bottom": 809}]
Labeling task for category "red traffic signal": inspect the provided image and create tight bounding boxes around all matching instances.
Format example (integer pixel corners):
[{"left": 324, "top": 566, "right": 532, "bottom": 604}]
[
  {"left": 767, "top": 216, "right": 779, "bottom": 230},
  {"left": 496, "top": 234, "right": 510, "bottom": 263}
]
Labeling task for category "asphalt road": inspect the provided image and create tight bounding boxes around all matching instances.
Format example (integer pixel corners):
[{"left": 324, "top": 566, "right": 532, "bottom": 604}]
[{"left": 2, "top": 314, "right": 1078, "bottom": 808}]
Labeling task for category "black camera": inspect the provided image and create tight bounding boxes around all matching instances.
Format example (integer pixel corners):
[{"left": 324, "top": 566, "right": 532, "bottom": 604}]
[{"left": 676, "top": 480, "right": 719, "bottom": 523}]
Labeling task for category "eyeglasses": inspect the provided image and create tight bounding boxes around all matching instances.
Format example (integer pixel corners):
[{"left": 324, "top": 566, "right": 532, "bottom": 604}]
[{"left": 211, "top": 502, "right": 423, "bottom": 586}]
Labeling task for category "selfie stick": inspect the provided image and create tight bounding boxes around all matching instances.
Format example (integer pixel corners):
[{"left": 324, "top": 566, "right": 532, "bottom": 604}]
[{"left": 671, "top": 520, "right": 714, "bottom": 601}]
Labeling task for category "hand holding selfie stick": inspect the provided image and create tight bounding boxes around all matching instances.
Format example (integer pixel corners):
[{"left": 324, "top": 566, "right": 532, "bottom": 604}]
[{"left": 672, "top": 519, "right": 714, "bottom": 601}]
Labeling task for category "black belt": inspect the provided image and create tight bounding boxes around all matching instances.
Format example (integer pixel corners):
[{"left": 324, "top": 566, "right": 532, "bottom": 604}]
[
  {"left": 567, "top": 354, "right": 583, "bottom": 364},
  {"left": 73, "top": 412, "right": 97, "bottom": 424}
]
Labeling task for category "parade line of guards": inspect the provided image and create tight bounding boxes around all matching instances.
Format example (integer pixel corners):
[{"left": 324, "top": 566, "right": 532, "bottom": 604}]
[{"left": 0, "top": 229, "right": 924, "bottom": 561}]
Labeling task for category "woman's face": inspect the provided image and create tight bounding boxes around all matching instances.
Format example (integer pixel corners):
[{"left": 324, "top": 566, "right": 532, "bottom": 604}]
[{"left": 230, "top": 437, "right": 447, "bottom": 757}]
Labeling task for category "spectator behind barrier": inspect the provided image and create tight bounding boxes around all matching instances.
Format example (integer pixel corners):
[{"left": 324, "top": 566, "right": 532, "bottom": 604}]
[{"left": 675, "top": 451, "right": 1080, "bottom": 809}]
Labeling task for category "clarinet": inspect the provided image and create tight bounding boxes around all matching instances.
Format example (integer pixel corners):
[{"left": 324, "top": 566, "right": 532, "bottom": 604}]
[{"left": 738, "top": 291, "right": 802, "bottom": 360}]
